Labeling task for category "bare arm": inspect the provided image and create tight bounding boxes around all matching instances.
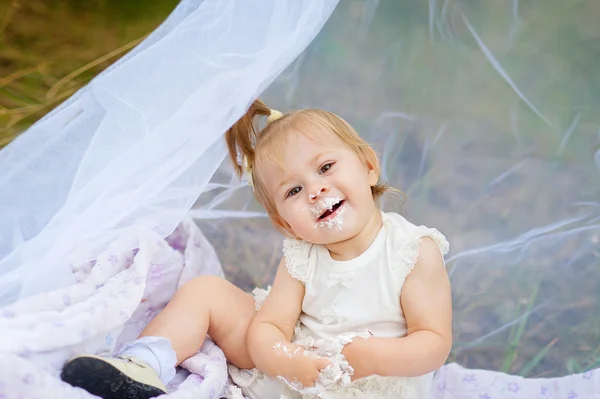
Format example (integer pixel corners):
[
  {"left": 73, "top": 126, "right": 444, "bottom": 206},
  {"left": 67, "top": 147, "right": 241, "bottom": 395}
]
[
  {"left": 247, "top": 258, "right": 329, "bottom": 382},
  {"left": 342, "top": 236, "right": 453, "bottom": 378}
]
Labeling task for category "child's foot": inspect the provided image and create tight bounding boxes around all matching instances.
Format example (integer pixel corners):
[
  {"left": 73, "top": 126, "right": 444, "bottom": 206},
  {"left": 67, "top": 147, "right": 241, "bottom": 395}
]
[{"left": 60, "top": 354, "right": 167, "bottom": 399}]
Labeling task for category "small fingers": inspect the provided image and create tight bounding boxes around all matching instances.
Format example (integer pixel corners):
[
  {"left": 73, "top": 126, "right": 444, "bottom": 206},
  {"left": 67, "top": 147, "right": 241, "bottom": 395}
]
[
  {"left": 297, "top": 374, "right": 319, "bottom": 389},
  {"left": 300, "top": 364, "right": 327, "bottom": 388}
]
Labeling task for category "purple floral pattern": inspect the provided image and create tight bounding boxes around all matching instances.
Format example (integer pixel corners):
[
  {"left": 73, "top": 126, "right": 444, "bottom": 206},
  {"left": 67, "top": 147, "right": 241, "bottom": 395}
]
[
  {"left": 0, "top": 219, "right": 228, "bottom": 399},
  {"left": 508, "top": 382, "right": 520, "bottom": 392},
  {"left": 431, "top": 363, "right": 599, "bottom": 399}
]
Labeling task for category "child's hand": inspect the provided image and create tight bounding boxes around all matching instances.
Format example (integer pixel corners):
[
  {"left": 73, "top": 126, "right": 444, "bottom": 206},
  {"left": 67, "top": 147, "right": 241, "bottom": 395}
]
[
  {"left": 341, "top": 337, "right": 373, "bottom": 382},
  {"left": 278, "top": 345, "right": 332, "bottom": 389}
]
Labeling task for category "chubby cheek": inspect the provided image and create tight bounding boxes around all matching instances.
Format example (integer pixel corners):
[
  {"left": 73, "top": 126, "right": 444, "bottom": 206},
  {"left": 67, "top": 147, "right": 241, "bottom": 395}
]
[
  {"left": 345, "top": 183, "right": 374, "bottom": 210},
  {"left": 278, "top": 204, "right": 308, "bottom": 230},
  {"left": 340, "top": 181, "right": 363, "bottom": 204}
]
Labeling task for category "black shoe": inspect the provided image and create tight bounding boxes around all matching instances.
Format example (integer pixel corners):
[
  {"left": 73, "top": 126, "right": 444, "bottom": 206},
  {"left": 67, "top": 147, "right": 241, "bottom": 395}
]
[{"left": 60, "top": 355, "right": 167, "bottom": 399}]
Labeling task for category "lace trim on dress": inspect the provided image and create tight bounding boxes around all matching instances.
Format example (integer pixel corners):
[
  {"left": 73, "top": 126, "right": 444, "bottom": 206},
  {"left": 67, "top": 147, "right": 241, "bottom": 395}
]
[
  {"left": 282, "top": 238, "right": 312, "bottom": 284},
  {"left": 391, "top": 225, "right": 450, "bottom": 282}
]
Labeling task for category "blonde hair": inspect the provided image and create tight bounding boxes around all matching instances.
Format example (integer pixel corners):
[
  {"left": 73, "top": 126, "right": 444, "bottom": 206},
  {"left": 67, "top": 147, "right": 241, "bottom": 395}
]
[{"left": 225, "top": 99, "right": 398, "bottom": 229}]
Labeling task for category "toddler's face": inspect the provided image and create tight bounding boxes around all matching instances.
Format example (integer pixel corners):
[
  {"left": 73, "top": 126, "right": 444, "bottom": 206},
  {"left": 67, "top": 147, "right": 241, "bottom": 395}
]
[{"left": 261, "top": 129, "right": 379, "bottom": 244}]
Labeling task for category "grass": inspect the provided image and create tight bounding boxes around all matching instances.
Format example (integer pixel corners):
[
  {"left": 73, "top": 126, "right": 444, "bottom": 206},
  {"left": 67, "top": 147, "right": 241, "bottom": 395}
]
[
  {"left": 0, "top": 0, "right": 178, "bottom": 149},
  {"left": 2, "top": 0, "right": 599, "bottom": 379}
]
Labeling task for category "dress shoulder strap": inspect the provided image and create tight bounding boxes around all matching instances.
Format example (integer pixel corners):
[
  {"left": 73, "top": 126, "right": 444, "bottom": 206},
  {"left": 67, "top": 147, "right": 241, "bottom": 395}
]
[
  {"left": 282, "top": 238, "right": 313, "bottom": 284},
  {"left": 384, "top": 212, "right": 450, "bottom": 281}
]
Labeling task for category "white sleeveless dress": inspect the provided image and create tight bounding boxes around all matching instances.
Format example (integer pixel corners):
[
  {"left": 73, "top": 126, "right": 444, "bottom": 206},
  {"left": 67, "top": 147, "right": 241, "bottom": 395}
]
[{"left": 228, "top": 211, "right": 450, "bottom": 399}]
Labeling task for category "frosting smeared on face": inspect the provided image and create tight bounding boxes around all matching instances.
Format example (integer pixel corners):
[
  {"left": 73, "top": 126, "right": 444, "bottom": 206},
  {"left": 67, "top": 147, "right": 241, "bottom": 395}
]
[{"left": 309, "top": 197, "right": 346, "bottom": 231}]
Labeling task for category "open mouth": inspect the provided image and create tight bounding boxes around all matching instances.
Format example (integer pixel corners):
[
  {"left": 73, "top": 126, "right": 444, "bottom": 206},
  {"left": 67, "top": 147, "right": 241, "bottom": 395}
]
[{"left": 318, "top": 199, "right": 344, "bottom": 220}]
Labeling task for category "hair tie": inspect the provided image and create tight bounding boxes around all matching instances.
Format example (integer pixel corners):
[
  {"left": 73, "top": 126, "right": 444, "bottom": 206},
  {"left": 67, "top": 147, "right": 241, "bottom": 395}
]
[
  {"left": 267, "top": 109, "right": 283, "bottom": 124},
  {"left": 242, "top": 156, "right": 254, "bottom": 191}
]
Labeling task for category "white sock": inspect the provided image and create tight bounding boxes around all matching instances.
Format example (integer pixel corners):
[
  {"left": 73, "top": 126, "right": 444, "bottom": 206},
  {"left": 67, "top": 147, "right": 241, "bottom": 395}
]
[{"left": 117, "top": 336, "right": 177, "bottom": 385}]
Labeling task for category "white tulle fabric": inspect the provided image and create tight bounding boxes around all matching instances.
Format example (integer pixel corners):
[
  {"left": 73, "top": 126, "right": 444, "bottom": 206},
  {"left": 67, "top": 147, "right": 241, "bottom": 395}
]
[
  {"left": 0, "top": 2, "right": 338, "bottom": 397},
  {"left": 0, "top": 0, "right": 339, "bottom": 307}
]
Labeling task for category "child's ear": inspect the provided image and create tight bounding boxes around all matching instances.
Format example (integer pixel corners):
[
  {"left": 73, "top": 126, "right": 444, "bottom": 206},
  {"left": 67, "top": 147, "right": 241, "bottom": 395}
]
[
  {"left": 365, "top": 150, "right": 380, "bottom": 187},
  {"left": 367, "top": 164, "right": 379, "bottom": 187}
]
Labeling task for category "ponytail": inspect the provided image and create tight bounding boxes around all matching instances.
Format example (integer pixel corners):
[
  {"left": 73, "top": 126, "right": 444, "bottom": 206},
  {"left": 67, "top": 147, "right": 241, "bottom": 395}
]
[{"left": 225, "top": 99, "right": 271, "bottom": 178}]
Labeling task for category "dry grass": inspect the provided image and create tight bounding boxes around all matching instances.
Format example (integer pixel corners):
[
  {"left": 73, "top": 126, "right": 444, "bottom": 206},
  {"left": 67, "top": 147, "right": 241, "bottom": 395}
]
[{"left": 0, "top": 0, "right": 178, "bottom": 148}]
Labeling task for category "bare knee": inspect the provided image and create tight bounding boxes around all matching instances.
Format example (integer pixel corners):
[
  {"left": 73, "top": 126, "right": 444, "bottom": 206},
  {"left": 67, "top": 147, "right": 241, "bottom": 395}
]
[{"left": 181, "top": 277, "right": 255, "bottom": 368}]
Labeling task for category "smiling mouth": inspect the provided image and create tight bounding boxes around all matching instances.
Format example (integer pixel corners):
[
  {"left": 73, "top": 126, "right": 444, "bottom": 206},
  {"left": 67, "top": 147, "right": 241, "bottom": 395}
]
[{"left": 318, "top": 199, "right": 344, "bottom": 220}]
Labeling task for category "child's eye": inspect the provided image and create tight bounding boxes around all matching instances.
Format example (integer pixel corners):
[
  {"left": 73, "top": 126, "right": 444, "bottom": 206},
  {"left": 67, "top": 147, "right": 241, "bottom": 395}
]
[
  {"left": 287, "top": 186, "right": 302, "bottom": 197},
  {"left": 319, "top": 162, "right": 334, "bottom": 174}
]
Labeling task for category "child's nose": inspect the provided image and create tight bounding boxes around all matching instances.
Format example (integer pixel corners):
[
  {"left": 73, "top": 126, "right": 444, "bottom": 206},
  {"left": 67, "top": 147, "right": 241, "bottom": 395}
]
[{"left": 308, "top": 186, "right": 328, "bottom": 202}]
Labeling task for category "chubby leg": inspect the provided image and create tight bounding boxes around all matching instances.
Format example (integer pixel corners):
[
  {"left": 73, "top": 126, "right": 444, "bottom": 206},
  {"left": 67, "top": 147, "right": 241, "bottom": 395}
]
[
  {"left": 61, "top": 275, "right": 257, "bottom": 399},
  {"left": 139, "top": 274, "right": 257, "bottom": 369}
]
